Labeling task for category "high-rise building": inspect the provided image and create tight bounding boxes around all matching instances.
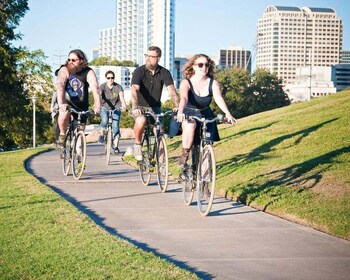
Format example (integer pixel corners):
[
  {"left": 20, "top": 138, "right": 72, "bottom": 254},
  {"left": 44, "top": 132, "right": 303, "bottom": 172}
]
[
  {"left": 99, "top": 27, "right": 117, "bottom": 59},
  {"left": 98, "top": 0, "right": 175, "bottom": 75},
  {"left": 340, "top": 50, "right": 350, "bottom": 64},
  {"left": 219, "top": 46, "right": 251, "bottom": 72},
  {"left": 256, "top": 6, "right": 343, "bottom": 85}
]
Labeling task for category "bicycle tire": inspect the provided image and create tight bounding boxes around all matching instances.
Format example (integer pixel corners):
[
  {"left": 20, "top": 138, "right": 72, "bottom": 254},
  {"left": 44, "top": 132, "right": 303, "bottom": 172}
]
[
  {"left": 106, "top": 128, "right": 112, "bottom": 165},
  {"left": 156, "top": 136, "right": 169, "bottom": 192},
  {"left": 139, "top": 134, "right": 151, "bottom": 186},
  {"left": 182, "top": 146, "right": 197, "bottom": 206},
  {"left": 61, "top": 130, "right": 72, "bottom": 176},
  {"left": 196, "top": 144, "right": 216, "bottom": 216},
  {"left": 72, "top": 131, "right": 87, "bottom": 180}
]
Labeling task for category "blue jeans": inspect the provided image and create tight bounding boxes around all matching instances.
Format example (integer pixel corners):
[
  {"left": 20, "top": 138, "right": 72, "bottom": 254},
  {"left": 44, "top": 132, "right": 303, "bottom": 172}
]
[{"left": 100, "top": 107, "right": 121, "bottom": 138}]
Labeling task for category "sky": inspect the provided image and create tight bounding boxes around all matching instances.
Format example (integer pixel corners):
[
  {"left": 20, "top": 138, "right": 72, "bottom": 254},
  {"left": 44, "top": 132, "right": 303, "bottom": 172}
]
[{"left": 15, "top": 0, "right": 350, "bottom": 70}]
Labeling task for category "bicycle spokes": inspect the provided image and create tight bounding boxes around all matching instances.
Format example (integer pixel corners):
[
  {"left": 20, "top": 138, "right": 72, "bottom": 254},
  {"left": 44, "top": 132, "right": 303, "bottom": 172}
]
[{"left": 197, "top": 145, "right": 216, "bottom": 216}]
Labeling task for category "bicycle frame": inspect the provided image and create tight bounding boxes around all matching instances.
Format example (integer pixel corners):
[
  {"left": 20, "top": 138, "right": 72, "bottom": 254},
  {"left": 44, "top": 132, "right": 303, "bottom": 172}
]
[
  {"left": 181, "top": 114, "right": 224, "bottom": 216},
  {"left": 138, "top": 110, "right": 172, "bottom": 192},
  {"left": 104, "top": 108, "right": 122, "bottom": 164},
  {"left": 61, "top": 108, "right": 92, "bottom": 180}
]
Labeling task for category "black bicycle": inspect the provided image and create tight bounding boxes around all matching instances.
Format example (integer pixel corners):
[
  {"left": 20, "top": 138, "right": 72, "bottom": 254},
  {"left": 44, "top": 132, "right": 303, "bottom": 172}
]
[
  {"left": 138, "top": 110, "right": 172, "bottom": 192},
  {"left": 180, "top": 114, "right": 225, "bottom": 216},
  {"left": 102, "top": 108, "right": 124, "bottom": 165},
  {"left": 61, "top": 108, "right": 93, "bottom": 180}
]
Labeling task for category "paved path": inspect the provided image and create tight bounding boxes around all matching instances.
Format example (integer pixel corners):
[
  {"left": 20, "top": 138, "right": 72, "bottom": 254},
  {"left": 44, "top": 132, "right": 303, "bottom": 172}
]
[{"left": 27, "top": 140, "right": 350, "bottom": 280}]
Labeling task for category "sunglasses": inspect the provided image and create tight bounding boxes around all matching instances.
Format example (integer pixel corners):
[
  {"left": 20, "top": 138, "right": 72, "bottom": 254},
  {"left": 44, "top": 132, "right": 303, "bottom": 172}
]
[
  {"left": 144, "top": 54, "right": 159, "bottom": 59},
  {"left": 195, "top": 63, "right": 209, "bottom": 68},
  {"left": 67, "top": 58, "right": 79, "bottom": 62},
  {"left": 106, "top": 77, "right": 115, "bottom": 80}
]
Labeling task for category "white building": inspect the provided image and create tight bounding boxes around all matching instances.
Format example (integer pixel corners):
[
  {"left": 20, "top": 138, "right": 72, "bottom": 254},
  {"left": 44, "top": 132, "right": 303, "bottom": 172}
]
[
  {"left": 219, "top": 46, "right": 251, "bottom": 72},
  {"left": 285, "top": 66, "right": 336, "bottom": 102},
  {"left": 90, "top": 66, "right": 136, "bottom": 104},
  {"left": 256, "top": 6, "right": 342, "bottom": 86},
  {"left": 98, "top": 0, "right": 175, "bottom": 75}
]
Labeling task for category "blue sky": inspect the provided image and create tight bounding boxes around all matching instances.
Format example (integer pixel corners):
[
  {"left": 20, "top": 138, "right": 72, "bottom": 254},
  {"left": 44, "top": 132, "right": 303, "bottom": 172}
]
[{"left": 15, "top": 0, "right": 349, "bottom": 69}]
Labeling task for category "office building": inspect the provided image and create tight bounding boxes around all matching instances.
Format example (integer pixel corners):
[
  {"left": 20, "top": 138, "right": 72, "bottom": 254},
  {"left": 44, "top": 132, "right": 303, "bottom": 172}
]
[
  {"left": 333, "top": 64, "right": 350, "bottom": 91},
  {"left": 256, "top": 6, "right": 343, "bottom": 85},
  {"left": 98, "top": 0, "right": 175, "bottom": 75},
  {"left": 340, "top": 50, "right": 350, "bottom": 64},
  {"left": 219, "top": 46, "right": 251, "bottom": 72},
  {"left": 99, "top": 27, "right": 117, "bottom": 59}
]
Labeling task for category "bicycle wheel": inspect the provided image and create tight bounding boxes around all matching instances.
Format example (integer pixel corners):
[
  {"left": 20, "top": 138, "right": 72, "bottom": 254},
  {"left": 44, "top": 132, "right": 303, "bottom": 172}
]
[
  {"left": 196, "top": 144, "right": 216, "bottom": 216},
  {"left": 182, "top": 146, "right": 197, "bottom": 206},
  {"left": 72, "top": 131, "right": 87, "bottom": 180},
  {"left": 106, "top": 128, "right": 112, "bottom": 165},
  {"left": 139, "top": 135, "right": 151, "bottom": 186},
  {"left": 61, "top": 130, "right": 72, "bottom": 176},
  {"left": 156, "top": 136, "right": 169, "bottom": 192}
]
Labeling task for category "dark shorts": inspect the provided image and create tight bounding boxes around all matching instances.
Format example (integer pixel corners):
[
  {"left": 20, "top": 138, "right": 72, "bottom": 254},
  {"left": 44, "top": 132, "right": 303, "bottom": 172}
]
[
  {"left": 134, "top": 106, "right": 161, "bottom": 125},
  {"left": 169, "top": 106, "right": 220, "bottom": 144}
]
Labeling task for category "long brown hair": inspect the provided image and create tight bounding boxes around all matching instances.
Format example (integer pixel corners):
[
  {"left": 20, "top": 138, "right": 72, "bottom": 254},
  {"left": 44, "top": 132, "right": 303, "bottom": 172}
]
[{"left": 182, "top": 54, "right": 214, "bottom": 79}]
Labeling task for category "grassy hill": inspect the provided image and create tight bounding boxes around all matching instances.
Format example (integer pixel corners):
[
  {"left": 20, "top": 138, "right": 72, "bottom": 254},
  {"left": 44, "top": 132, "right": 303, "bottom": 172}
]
[
  {"left": 0, "top": 149, "right": 198, "bottom": 279},
  {"left": 168, "top": 90, "right": 350, "bottom": 240}
]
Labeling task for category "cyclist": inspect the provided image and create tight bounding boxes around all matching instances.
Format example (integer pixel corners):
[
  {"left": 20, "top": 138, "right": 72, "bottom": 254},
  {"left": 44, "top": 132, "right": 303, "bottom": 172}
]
[
  {"left": 55, "top": 49, "right": 102, "bottom": 154},
  {"left": 176, "top": 54, "right": 236, "bottom": 168},
  {"left": 97, "top": 70, "right": 127, "bottom": 154},
  {"left": 131, "top": 46, "right": 179, "bottom": 161}
]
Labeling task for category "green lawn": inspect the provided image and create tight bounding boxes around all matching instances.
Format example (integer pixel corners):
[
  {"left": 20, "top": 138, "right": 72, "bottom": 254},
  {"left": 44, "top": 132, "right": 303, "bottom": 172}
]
[
  {"left": 167, "top": 90, "right": 350, "bottom": 240},
  {"left": 1, "top": 91, "right": 349, "bottom": 278},
  {"left": 0, "top": 149, "right": 198, "bottom": 279}
]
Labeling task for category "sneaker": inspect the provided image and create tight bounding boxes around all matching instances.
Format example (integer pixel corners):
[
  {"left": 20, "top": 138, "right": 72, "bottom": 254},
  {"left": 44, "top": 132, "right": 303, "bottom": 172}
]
[
  {"left": 114, "top": 147, "right": 120, "bottom": 155},
  {"left": 133, "top": 144, "right": 143, "bottom": 161},
  {"left": 113, "top": 136, "right": 120, "bottom": 154},
  {"left": 98, "top": 135, "right": 103, "bottom": 144}
]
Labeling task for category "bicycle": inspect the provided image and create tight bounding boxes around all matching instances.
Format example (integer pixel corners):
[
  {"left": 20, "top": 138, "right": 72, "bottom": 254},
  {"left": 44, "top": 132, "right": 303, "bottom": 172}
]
[
  {"left": 180, "top": 114, "right": 225, "bottom": 216},
  {"left": 102, "top": 108, "right": 124, "bottom": 165},
  {"left": 61, "top": 108, "right": 93, "bottom": 180},
  {"left": 138, "top": 109, "right": 172, "bottom": 192}
]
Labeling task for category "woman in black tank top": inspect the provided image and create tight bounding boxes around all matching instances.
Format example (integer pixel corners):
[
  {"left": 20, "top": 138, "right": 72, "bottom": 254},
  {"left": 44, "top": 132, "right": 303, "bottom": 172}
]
[{"left": 175, "top": 54, "right": 236, "bottom": 168}]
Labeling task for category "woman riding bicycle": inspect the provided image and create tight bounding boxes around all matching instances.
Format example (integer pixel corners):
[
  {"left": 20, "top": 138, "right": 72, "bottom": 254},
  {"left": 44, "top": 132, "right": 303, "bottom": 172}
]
[
  {"left": 98, "top": 70, "right": 127, "bottom": 154},
  {"left": 176, "top": 54, "right": 236, "bottom": 168}
]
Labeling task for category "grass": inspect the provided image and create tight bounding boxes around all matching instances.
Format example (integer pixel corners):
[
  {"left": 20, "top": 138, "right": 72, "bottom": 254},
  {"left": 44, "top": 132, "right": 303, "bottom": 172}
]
[
  {"left": 0, "top": 149, "right": 198, "bottom": 279},
  {"left": 166, "top": 90, "right": 350, "bottom": 240}
]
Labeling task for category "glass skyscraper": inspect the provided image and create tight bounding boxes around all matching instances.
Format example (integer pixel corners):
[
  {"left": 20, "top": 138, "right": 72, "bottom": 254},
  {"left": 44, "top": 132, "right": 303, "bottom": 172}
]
[{"left": 99, "top": 0, "right": 175, "bottom": 75}]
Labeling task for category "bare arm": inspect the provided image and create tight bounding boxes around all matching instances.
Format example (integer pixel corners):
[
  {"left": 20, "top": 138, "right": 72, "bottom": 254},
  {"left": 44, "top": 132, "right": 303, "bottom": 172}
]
[
  {"left": 55, "top": 67, "right": 69, "bottom": 110},
  {"left": 131, "top": 84, "right": 142, "bottom": 117},
  {"left": 87, "top": 70, "right": 102, "bottom": 114},
  {"left": 166, "top": 84, "right": 180, "bottom": 109},
  {"left": 176, "top": 79, "right": 190, "bottom": 122},
  {"left": 119, "top": 91, "right": 127, "bottom": 111},
  {"left": 212, "top": 80, "right": 236, "bottom": 124}
]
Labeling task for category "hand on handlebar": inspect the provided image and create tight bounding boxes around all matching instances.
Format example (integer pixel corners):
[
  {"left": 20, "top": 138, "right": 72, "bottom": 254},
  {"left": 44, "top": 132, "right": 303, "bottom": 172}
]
[
  {"left": 176, "top": 113, "right": 186, "bottom": 123},
  {"left": 132, "top": 107, "right": 142, "bottom": 117},
  {"left": 93, "top": 105, "right": 101, "bottom": 115},
  {"left": 226, "top": 115, "right": 237, "bottom": 124}
]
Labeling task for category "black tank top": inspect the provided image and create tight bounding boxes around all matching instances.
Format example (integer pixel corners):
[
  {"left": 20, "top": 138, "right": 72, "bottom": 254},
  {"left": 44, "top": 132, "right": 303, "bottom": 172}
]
[
  {"left": 64, "top": 67, "right": 91, "bottom": 110},
  {"left": 187, "top": 78, "right": 213, "bottom": 110}
]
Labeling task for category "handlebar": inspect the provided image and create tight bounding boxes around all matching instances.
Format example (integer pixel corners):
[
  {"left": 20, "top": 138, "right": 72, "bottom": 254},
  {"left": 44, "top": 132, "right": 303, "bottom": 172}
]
[
  {"left": 187, "top": 114, "right": 224, "bottom": 124},
  {"left": 69, "top": 108, "right": 94, "bottom": 117},
  {"left": 144, "top": 110, "right": 172, "bottom": 120}
]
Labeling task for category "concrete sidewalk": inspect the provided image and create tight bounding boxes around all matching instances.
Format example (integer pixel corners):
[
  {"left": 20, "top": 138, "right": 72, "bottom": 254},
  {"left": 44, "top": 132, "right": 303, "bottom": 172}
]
[{"left": 27, "top": 141, "right": 350, "bottom": 280}]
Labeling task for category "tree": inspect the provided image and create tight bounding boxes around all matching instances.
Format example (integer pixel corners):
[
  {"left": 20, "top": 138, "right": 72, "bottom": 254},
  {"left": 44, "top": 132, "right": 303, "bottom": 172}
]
[
  {"left": 0, "top": 0, "right": 54, "bottom": 149},
  {"left": 90, "top": 57, "right": 135, "bottom": 67},
  {"left": 0, "top": 0, "right": 29, "bottom": 149},
  {"left": 214, "top": 67, "right": 290, "bottom": 119}
]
